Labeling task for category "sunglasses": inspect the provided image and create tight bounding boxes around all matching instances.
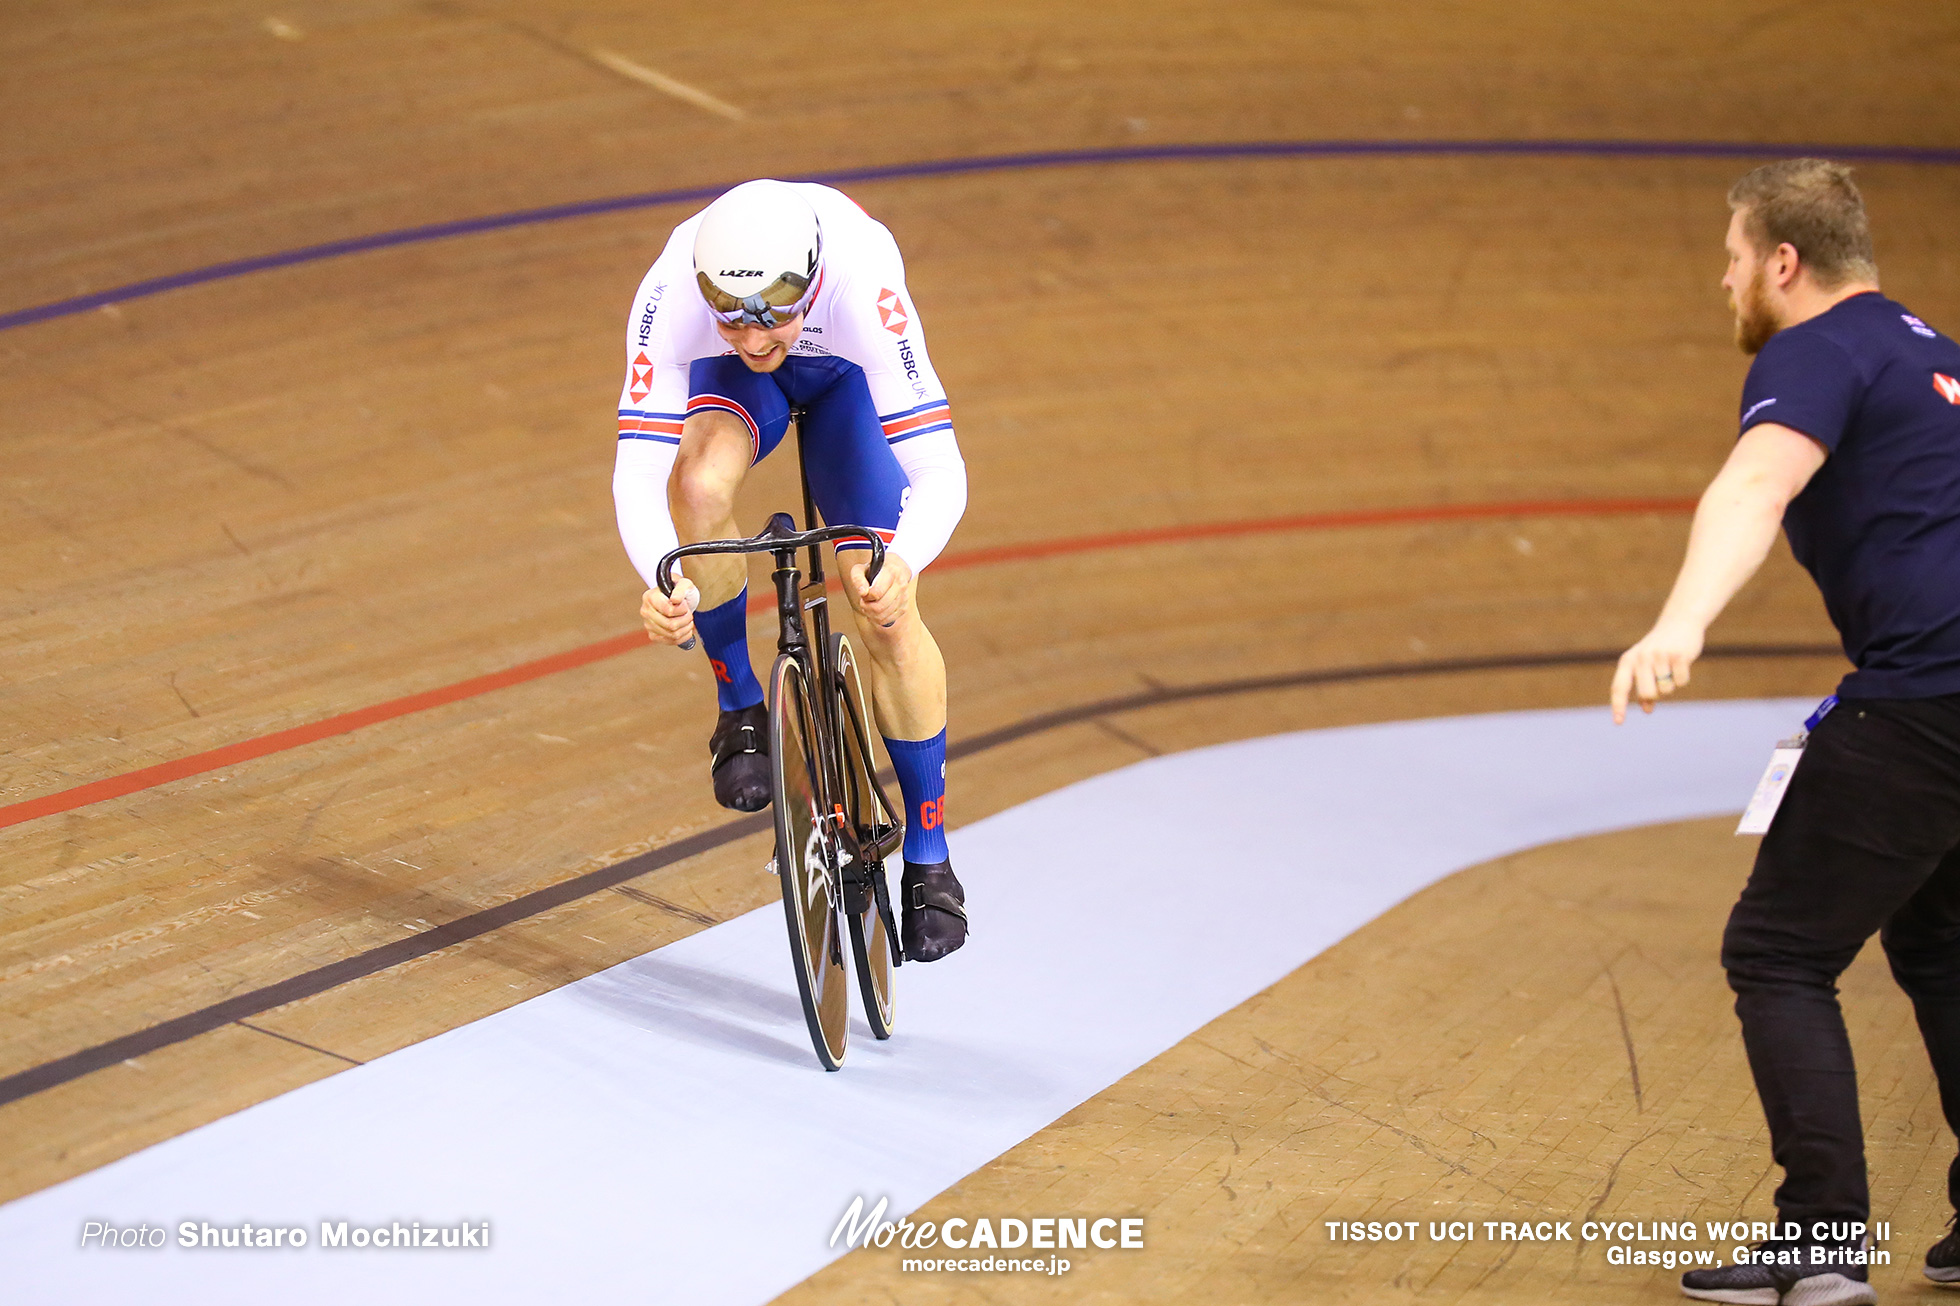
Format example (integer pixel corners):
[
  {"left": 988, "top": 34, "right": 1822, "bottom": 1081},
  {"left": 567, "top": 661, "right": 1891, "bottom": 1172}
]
[{"left": 697, "top": 266, "right": 822, "bottom": 329}]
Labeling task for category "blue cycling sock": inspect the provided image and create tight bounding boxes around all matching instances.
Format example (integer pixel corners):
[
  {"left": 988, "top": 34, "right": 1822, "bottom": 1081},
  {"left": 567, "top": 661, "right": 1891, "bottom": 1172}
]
[
  {"left": 884, "top": 729, "right": 949, "bottom": 864},
  {"left": 695, "top": 588, "right": 764, "bottom": 712}
]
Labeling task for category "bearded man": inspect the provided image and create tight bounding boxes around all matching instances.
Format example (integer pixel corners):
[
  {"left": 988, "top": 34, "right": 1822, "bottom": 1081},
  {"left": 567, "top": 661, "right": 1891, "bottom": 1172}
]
[{"left": 1612, "top": 159, "right": 1960, "bottom": 1305}]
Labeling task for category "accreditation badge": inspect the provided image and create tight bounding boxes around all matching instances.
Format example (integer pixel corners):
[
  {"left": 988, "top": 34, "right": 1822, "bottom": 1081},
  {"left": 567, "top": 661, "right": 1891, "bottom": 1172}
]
[{"left": 1735, "top": 696, "right": 1836, "bottom": 836}]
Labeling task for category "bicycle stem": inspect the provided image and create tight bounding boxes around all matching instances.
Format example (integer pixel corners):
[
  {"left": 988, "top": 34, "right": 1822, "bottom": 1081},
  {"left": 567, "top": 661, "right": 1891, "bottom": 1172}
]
[{"left": 772, "top": 546, "right": 809, "bottom": 658}]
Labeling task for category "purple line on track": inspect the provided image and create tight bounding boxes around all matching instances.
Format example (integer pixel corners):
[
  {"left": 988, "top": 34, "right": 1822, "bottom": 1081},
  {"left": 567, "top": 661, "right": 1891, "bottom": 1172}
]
[{"left": 6, "top": 137, "right": 1959, "bottom": 334}]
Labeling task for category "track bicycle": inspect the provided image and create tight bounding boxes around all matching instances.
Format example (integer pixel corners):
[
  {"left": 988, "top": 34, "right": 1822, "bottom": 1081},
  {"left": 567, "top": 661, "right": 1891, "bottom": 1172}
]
[{"left": 655, "top": 447, "right": 907, "bottom": 1071}]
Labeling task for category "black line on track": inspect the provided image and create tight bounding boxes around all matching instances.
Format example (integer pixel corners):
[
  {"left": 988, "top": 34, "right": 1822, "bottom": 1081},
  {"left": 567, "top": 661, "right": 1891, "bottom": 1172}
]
[
  {"left": 0, "top": 642, "right": 1838, "bottom": 1108},
  {"left": 942, "top": 644, "right": 1839, "bottom": 760},
  {"left": 0, "top": 815, "right": 765, "bottom": 1108}
]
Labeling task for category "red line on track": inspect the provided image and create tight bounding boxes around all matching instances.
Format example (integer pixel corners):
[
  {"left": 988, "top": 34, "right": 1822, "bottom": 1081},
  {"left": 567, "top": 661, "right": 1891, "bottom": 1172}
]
[
  {"left": 0, "top": 632, "right": 643, "bottom": 831},
  {"left": 929, "top": 497, "right": 1697, "bottom": 570},
  {"left": 0, "top": 496, "right": 1694, "bottom": 830}
]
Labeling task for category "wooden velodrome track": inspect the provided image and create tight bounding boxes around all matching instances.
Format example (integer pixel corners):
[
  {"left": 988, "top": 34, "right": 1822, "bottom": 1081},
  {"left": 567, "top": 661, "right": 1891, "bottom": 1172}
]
[{"left": 5, "top": 1, "right": 1960, "bottom": 1300}]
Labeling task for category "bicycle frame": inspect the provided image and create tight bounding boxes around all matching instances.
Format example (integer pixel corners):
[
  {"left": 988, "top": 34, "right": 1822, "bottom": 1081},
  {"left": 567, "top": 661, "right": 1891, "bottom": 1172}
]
[
  {"left": 653, "top": 422, "right": 905, "bottom": 956},
  {"left": 658, "top": 517, "right": 878, "bottom": 797}
]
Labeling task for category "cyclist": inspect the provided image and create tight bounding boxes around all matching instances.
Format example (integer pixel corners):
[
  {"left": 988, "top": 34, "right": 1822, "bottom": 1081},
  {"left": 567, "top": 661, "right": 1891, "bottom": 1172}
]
[{"left": 613, "top": 179, "right": 969, "bottom": 962}]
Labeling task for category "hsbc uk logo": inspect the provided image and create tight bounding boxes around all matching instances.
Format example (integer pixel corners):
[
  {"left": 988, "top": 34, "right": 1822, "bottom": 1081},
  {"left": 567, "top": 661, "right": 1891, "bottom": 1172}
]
[
  {"left": 636, "top": 282, "right": 665, "bottom": 345},
  {"left": 1935, "top": 373, "right": 1960, "bottom": 405},
  {"left": 876, "top": 288, "right": 909, "bottom": 336},
  {"left": 629, "top": 351, "right": 654, "bottom": 404}
]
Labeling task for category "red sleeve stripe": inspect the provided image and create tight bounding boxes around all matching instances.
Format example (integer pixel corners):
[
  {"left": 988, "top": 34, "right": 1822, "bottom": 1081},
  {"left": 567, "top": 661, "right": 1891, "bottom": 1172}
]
[
  {"left": 617, "top": 417, "right": 685, "bottom": 437},
  {"left": 833, "top": 526, "right": 898, "bottom": 551},
  {"left": 881, "top": 404, "right": 952, "bottom": 437}
]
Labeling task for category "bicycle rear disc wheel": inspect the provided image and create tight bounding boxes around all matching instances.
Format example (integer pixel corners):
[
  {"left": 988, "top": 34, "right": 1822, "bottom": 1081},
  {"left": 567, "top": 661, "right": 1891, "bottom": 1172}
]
[
  {"left": 769, "top": 654, "right": 850, "bottom": 1071},
  {"left": 831, "top": 632, "right": 900, "bottom": 1040}
]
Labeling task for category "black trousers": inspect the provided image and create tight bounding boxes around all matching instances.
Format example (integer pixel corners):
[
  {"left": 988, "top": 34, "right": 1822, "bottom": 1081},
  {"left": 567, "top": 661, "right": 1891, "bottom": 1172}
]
[{"left": 1722, "top": 693, "right": 1960, "bottom": 1227}]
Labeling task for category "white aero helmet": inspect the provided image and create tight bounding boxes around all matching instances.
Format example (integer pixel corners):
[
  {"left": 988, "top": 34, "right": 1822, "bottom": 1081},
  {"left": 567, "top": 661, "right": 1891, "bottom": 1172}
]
[{"left": 692, "top": 180, "right": 824, "bottom": 328}]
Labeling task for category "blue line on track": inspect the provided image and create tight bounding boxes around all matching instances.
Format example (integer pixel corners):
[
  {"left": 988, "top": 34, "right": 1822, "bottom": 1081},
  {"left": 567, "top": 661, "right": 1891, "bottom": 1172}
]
[{"left": 6, "top": 137, "right": 1958, "bottom": 334}]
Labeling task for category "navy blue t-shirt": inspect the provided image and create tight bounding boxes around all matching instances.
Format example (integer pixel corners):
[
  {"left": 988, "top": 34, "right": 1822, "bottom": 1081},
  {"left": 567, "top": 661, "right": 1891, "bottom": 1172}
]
[{"left": 1741, "top": 292, "right": 1960, "bottom": 698}]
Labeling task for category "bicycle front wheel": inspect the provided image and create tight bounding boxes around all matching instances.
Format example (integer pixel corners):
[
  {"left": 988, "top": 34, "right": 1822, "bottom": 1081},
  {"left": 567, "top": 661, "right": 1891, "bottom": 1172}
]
[{"left": 769, "top": 653, "right": 851, "bottom": 1071}]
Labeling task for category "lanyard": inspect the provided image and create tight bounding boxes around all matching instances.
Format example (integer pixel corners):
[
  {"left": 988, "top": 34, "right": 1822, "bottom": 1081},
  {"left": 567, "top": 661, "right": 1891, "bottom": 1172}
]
[{"left": 1804, "top": 695, "right": 1838, "bottom": 733}]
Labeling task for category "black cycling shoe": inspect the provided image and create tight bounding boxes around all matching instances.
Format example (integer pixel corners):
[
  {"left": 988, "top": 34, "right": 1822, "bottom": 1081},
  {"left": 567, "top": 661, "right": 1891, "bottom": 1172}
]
[
  {"left": 1681, "top": 1240, "right": 1874, "bottom": 1305},
  {"left": 709, "top": 704, "right": 771, "bottom": 812},
  {"left": 1928, "top": 1213, "right": 1960, "bottom": 1284},
  {"left": 901, "top": 860, "right": 967, "bottom": 962}
]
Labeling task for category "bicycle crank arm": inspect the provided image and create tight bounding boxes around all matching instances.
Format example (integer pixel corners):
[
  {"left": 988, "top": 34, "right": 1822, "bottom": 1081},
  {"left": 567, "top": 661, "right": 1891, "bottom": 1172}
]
[{"left": 870, "top": 860, "right": 904, "bottom": 966}]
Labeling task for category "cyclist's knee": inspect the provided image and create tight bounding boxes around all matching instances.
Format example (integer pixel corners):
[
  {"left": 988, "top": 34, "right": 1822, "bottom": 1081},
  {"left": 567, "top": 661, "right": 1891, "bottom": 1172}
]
[{"left": 669, "top": 427, "right": 746, "bottom": 530}]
